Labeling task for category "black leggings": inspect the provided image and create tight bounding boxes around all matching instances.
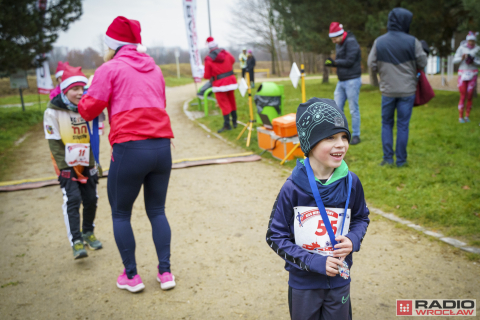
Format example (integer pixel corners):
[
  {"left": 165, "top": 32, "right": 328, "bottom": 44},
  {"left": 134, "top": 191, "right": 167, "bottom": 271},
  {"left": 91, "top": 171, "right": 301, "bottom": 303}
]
[{"left": 108, "top": 138, "right": 172, "bottom": 278}]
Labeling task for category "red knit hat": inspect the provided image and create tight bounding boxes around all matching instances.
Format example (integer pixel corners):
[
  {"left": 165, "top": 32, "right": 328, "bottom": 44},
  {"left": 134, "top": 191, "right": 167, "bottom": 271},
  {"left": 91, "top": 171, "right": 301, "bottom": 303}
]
[
  {"left": 206, "top": 36, "right": 217, "bottom": 49},
  {"left": 329, "top": 22, "right": 344, "bottom": 38},
  {"left": 55, "top": 61, "right": 70, "bottom": 79},
  {"left": 105, "top": 16, "right": 147, "bottom": 53},
  {"left": 61, "top": 66, "right": 88, "bottom": 93}
]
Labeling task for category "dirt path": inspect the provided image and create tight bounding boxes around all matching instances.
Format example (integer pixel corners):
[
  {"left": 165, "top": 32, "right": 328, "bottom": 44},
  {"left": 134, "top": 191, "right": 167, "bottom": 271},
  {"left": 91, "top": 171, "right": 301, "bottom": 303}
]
[{"left": 0, "top": 83, "right": 479, "bottom": 319}]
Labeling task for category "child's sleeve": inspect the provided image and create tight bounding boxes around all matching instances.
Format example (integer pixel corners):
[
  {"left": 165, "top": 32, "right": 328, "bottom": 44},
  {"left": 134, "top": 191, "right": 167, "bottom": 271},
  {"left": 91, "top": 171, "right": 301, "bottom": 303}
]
[
  {"left": 345, "top": 175, "right": 370, "bottom": 252},
  {"left": 44, "top": 108, "right": 67, "bottom": 168},
  {"left": 266, "top": 181, "right": 329, "bottom": 275}
]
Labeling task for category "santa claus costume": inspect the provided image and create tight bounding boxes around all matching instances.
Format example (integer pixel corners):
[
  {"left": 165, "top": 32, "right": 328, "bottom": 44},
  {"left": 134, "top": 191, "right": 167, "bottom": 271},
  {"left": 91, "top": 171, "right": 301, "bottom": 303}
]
[{"left": 203, "top": 37, "right": 239, "bottom": 133}]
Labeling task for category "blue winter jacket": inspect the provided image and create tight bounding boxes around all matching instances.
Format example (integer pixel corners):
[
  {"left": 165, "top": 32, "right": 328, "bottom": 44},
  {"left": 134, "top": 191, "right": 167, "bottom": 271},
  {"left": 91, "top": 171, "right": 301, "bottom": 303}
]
[{"left": 266, "top": 160, "right": 370, "bottom": 290}]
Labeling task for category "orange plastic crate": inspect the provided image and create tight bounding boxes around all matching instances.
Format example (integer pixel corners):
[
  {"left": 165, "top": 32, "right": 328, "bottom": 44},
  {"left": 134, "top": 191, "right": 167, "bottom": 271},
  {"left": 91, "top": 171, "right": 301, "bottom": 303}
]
[
  {"left": 272, "top": 113, "right": 297, "bottom": 137},
  {"left": 270, "top": 135, "right": 304, "bottom": 161},
  {"left": 257, "top": 126, "right": 275, "bottom": 150}
]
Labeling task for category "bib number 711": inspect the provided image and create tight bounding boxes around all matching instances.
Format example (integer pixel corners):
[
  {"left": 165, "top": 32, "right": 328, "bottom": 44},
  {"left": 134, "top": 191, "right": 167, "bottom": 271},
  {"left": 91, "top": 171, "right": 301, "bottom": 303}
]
[{"left": 315, "top": 220, "right": 337, "bottom": 236}]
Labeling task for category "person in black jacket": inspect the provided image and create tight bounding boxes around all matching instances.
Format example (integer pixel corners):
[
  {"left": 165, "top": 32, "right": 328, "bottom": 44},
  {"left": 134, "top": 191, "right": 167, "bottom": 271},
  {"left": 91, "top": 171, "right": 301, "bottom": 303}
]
[
  {"left": 246, "top": 50, "right": 256, "bottom": 88},
  {"left": 325, "top": 22, "right": 362, "bottom": 145}
]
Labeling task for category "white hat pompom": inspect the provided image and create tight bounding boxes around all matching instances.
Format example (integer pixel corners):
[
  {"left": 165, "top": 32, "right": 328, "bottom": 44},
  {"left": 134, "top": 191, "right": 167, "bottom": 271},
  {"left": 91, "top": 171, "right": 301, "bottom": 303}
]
[{"left": 137, "top": 44, "right": 147, "bottom": 53}]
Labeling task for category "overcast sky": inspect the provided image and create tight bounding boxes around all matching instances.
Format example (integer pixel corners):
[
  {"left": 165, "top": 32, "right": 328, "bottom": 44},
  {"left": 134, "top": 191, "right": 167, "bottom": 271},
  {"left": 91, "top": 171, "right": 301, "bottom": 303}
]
[{"left": 55, "top": 0, "right": 237, "bottom": 51}]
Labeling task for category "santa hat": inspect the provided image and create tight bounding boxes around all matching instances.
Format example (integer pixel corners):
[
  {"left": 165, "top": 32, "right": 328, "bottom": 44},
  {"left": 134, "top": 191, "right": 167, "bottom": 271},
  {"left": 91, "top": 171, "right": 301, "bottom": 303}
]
[
  {"left": 61, "top": 66, "right": 88, "bottom": 93},
  {"left": 206, "top": 37, "right": 218, "bottom": 49},
  {"left": 329, "top": 22, "right": 344, "bottom": 38},
  {"left": 466, "top": 31, "right": 478, "bottom": 41},
  {"left": 105, "top": 16, "right": 147, "bottom": 53},
  {"left": 55, "top": 61, "right": 70, "bottom": 79}
]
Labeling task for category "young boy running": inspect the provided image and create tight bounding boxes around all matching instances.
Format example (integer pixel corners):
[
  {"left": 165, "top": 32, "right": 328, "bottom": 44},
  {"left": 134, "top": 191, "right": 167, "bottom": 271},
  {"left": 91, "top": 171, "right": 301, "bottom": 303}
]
[
  {"left": 266, "top": 98, "right": 370, "bottom": 320},
  {"left": 44, "top": 65, "right": 102, "bottom": 259}
]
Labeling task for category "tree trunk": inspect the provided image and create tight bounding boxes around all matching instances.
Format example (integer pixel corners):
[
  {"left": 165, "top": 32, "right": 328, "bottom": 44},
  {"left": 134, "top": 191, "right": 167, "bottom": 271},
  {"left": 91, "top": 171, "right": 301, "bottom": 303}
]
[
  {"left": 287, "top": 44, "right": 294, "bottom": 65},
  {"left": 321, "top": 54, "right": 329, "bottom": 83},
  {"left": 271, "top": 48, "right": 277, "bottom": 75},
  {"left": 369, "top": 67, "right": 379, "bottom": 87}
]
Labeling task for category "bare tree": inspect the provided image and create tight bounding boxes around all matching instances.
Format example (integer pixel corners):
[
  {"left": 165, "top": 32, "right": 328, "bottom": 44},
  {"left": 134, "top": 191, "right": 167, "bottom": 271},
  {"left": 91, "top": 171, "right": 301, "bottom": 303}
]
[{"left": 229, "top": 0, "right": 283, "bottom": 75}]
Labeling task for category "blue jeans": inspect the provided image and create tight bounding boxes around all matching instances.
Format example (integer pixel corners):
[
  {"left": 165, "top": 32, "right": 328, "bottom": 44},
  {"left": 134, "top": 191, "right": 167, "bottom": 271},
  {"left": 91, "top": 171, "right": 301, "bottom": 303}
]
[
  {"left": 381, "top": 95, "right": 415, "bottom": 166},
  {"left": 334, "top": 77, "right": 362, "bottom": 137},
  {"left": 108, "top": 138, "right": 172, "bottom": 278}
]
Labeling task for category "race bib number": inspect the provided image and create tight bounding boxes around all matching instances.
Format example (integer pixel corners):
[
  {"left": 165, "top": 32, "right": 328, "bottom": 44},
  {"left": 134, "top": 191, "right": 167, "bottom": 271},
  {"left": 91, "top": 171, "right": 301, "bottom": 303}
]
[
  {"left": 65, "top": 143, "right": 90, "bottom": 167},
  {"left": 294, "top": 206, "right": 351, "bottom": 257}
]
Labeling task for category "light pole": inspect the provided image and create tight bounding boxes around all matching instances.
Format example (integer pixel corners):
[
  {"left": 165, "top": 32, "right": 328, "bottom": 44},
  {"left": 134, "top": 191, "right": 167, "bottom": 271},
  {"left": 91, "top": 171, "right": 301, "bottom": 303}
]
[{"left": 207, "top": 0, "right": 212, "bottom": 36}]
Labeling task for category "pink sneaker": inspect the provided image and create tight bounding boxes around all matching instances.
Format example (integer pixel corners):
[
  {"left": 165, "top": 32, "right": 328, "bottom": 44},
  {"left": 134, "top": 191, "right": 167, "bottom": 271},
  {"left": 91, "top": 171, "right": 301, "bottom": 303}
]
[
  {"left": 116, "top": 269, "right": 145, "bottom": 293},
  {"left": 157, "top": 271, "right": 176, "bottom": 290}
]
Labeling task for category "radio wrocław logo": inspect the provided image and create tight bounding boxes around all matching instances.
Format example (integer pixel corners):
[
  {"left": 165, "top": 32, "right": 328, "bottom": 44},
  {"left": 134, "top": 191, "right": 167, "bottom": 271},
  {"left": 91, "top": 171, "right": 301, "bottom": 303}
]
[{"left": 396, "top": 299, "right": 476, "bottom": 316}]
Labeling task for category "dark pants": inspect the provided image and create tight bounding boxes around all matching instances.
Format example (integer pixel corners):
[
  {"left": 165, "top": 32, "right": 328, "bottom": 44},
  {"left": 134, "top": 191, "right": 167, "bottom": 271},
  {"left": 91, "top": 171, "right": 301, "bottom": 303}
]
[
  {"left": 248, "top": 69, "right": 255, "bottom": 84},
  {"left": 241, "top": 68, "right": 247, "bottom": 78},
  {"left": 59, "top": 168, "right": 98, "bottom": 245},
  {"left": 288, "top": 284, "right": 351, "bottom": 320},
  {"left": 108, "top": 138, "right": 172, "bottom": 278},
  {"left": 381, "top": 95, "right": 415, "bottom": 166}
]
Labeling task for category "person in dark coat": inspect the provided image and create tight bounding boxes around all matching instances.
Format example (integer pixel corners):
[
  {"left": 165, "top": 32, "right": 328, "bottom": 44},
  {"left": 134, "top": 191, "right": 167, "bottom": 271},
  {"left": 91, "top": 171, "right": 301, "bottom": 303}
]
[
  {"left": 325, "top": 22, "right": 362, "bottom": 145},
  {"left": 368, "top": 8, "right": 427, "bottom": 167},
  {"left": 246, "top": 50, "right": 256, "bottom": 88}
]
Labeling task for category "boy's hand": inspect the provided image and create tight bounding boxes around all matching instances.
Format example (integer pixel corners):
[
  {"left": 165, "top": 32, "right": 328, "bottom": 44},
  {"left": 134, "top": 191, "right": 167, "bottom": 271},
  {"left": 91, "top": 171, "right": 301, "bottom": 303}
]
[
  {"left": 326, "top": 257, "right": 344, "bottom": 277},
  {"left": 332, "top": 236, "right": 353, "bottom": 258}
]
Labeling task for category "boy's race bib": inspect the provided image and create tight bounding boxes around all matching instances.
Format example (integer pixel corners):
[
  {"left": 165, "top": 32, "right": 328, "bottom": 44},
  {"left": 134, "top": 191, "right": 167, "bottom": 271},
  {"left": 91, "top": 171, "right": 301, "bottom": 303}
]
[
  {"left": 65, "top": 143, "right": 90, "bottom": 167},
  {"left": 294, "top": 206, "right": 351, "bottom": 257}
]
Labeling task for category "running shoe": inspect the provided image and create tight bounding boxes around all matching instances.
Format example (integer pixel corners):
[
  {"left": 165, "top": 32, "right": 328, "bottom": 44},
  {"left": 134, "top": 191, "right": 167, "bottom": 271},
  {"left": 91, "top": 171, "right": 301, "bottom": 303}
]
[
  {"left": 116, "top": 270, "right": 145, "bottom": 293},
  {"left": 157, "top": 271, "right": 176, "bottom": 290},
  {"left": 82, "top": 232, "right": 103, "bottom": 250},
  {"left": 464, "top": 117, "right": 470, "bottom": 123},
  {"left": 72, "top": 240, "right": 88, "bottom": 260},
  {"left": 459, "top": 118, "right": 465, "bottom": 123}
]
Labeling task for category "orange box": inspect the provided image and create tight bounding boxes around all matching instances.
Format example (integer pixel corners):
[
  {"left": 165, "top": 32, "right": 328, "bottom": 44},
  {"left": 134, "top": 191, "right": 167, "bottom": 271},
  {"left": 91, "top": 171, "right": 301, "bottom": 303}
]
[
  {"left": 272, "top": 113, "right": 297, "bottom": 137},
  {"left": 257, "top": 126, "right": 275, "bottom": 150},
  {"left": 270, "top": 134, "right": 304, "bottom": 161}
]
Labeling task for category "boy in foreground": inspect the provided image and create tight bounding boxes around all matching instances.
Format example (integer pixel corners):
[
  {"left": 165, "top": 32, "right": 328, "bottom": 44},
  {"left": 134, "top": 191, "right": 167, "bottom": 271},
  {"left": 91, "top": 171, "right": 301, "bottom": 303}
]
[{"left": 266, "top": 98, "right": 370, "bottom": 320}]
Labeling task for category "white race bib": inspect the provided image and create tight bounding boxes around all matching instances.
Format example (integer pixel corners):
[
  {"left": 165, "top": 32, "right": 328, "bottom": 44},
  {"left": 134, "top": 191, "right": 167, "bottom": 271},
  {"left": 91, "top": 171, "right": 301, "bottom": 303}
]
[
  {"left": 294, "top": 206, "right": 351, "bottom": 257},
  {"left": 65, "top": 143, "right": 90, "bottom": 167}
]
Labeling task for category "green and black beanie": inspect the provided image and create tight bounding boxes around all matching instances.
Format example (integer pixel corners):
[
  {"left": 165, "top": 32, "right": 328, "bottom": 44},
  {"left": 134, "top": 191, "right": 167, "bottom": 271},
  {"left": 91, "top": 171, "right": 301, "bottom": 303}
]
[{"left": 296, "top": 97, "right": 351, "bottom": 156}]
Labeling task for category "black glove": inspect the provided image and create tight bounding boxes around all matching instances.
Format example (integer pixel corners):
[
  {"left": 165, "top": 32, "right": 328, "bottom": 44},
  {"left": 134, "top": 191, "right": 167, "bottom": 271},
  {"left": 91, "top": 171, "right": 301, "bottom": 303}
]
[{"left": 325, "top": 58, "right": 336, "bottom": 67}]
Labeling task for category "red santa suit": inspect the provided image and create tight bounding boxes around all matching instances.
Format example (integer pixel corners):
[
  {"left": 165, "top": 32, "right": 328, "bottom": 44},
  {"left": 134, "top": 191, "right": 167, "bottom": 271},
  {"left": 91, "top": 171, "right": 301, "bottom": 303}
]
[{"left": 204, "top": 38, "right": 238, "bottom": 117}]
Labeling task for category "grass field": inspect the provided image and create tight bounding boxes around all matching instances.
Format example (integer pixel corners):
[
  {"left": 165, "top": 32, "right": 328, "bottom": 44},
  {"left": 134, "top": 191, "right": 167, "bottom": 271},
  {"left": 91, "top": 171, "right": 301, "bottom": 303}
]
[{"left": 191, "top": 79, "right": 480, "bottom": 245}]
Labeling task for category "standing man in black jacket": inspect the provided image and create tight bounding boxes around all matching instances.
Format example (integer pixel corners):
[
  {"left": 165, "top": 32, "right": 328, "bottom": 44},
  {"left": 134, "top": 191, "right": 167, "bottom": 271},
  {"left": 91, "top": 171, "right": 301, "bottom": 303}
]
[{"left": 325, "top": 22, "right": 362, "bottom": 145}]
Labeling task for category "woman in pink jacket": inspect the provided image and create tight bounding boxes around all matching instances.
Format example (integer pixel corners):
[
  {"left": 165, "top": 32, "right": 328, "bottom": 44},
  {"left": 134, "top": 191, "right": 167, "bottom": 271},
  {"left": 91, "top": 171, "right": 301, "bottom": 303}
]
[{"left": 78, "top": 16, "right": 175, "bottom": 293}]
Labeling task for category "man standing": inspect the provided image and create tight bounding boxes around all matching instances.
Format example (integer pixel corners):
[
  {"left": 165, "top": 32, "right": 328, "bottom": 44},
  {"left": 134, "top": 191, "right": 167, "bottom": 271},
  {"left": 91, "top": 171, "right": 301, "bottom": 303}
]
[
  {"left": 239, "top": 48, "right": 248, "bottom": 78},
  {"left": 204, "top": 37, "right": 239, "bottom": 133},
  {"left": 368, "top": 8, "right": 427, "bottom": 167},
  {"left": 325, "top": 22, "right": 362, "bottom": 145}
]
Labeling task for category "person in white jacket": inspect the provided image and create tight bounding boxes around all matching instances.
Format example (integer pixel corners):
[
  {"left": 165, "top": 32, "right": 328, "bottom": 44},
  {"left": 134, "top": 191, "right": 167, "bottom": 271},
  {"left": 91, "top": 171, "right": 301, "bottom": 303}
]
[{"left": 453, "top": 31, "right": 480, "bottom": 123}]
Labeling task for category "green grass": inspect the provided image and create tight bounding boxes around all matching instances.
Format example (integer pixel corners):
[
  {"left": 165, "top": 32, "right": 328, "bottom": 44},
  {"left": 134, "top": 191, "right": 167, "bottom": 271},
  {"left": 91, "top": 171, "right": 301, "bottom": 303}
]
[
  {"left": 0, "top": 94, "right": 50, "bottom": 106},
  {"left": 164, "top": 76, "right": 194, "bottom": 87},
  {"left": 191, "top": 79, "right": 480, "bottom": 243}
]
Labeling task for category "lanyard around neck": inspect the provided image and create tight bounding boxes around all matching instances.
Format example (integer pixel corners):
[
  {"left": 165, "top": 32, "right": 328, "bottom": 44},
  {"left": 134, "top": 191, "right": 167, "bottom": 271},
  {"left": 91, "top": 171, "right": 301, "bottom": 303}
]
[{"left": 304, "top": 158, "right": 352, "bottom": 249}]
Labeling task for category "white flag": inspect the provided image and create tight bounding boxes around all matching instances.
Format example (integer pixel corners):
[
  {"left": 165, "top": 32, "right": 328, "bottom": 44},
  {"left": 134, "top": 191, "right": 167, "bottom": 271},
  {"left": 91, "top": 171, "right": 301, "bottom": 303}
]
[
  {"left": 36, "top": 56, "right": 54, "bottom": 94},
  {"left": 238, "top": 78, "right": 248, "bottom": 97},
  {"left": 290, "top": 62, "right": 301, "bottom": 89},
  {"left": 183, "top": 0, "right": 204, "bottom": 83}
]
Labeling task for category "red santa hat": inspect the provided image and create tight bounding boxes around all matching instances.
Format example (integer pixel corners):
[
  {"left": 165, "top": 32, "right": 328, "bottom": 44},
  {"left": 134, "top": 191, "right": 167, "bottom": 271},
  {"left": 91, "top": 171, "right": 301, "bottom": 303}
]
[
  {"left": 60, "top": 66, "right": 88, "bottom": 93},
  {"left": 206, "top": 36, "right": 218, "bottom": 49},
  {"left": 329, "top": 22, "right": 344, "bottom": 38},
  {"left": 104, "top": 16, "right": 147, "bottom": 53},
  {"left": 55, "top": 61, "right": 70, "bottom": 79}
]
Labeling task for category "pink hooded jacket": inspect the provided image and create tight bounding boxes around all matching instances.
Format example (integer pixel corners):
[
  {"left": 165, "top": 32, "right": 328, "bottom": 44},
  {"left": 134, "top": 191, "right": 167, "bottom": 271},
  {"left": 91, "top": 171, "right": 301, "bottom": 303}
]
[
  {"left": 78, "top": 45, "right": 173, "bottom": 146},
  {"left": 49, "top": 85, "right": 61, "bottom": 100}
]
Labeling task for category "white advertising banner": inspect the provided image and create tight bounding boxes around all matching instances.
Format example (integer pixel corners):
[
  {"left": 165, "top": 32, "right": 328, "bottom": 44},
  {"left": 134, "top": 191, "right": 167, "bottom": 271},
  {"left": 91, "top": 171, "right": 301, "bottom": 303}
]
[
  {"left": 183, "top": 0, "right": 204, "bottom": 83},
  {"left": 36, "top": 56, "right": 54, "bottom": 94}
]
